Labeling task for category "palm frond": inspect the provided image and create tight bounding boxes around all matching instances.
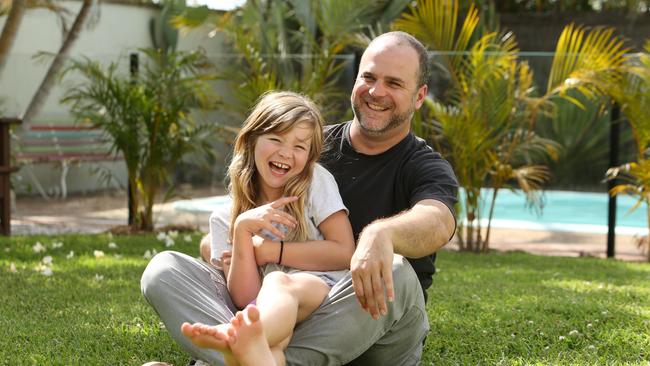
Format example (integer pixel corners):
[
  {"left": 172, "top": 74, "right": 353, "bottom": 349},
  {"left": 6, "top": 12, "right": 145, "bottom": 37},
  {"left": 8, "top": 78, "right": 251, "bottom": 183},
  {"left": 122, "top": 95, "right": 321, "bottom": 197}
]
[
  {"left": 547, "top": 24, "right": 628, "bottom": 101},
  {"left": 393, "top": 0, "right": 479, "bottom": 73}
]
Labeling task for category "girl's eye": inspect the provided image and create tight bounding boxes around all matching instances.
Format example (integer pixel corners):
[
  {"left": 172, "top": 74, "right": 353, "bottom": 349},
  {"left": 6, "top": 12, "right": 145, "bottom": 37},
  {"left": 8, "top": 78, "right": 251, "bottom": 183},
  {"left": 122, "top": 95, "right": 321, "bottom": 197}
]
[
  {"left": 269, "top": 137, "right": 281, "bottom": 142},
  {"left": 295, "top": 145, "right": 307, "bottom": 151}
]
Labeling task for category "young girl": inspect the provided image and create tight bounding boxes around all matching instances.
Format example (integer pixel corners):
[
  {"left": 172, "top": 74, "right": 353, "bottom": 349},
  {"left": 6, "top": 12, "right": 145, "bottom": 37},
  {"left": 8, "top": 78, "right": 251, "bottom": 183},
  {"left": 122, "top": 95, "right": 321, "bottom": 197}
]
[{"left": 181, "top": 91, "right": 355, "bottom": 366}]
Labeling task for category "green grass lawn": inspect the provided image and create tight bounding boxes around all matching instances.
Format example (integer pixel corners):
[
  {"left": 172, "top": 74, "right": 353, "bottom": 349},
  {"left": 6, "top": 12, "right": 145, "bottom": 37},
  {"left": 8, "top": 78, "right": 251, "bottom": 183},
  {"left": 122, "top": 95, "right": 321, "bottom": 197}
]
[{"left": 1, "top": 234, "right": 649, "bottom": 365}]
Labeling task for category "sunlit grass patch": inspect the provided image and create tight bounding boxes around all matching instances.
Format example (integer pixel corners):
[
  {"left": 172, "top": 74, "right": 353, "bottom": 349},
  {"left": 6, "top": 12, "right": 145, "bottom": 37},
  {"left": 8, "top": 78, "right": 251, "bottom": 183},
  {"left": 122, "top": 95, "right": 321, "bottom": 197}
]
[{"left": 1, "top": 235, "right": 648, "bottom": 364}]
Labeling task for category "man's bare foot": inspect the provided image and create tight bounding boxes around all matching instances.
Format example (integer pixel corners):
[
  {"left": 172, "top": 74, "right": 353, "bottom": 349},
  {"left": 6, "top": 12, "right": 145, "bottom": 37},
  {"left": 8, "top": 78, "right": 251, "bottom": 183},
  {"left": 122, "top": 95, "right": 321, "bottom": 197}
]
[
  {"left": 180, "top": 322, "right": 238, "bottom": 365},
  {"left": 228, "top": 305, "right": 278, "bottom": 366}
]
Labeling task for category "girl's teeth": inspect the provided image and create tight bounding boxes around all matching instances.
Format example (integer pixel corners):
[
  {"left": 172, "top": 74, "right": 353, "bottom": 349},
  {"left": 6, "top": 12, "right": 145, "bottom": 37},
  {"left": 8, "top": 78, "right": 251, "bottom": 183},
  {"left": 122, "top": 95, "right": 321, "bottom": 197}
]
[{"left": 271, "top": 162, "right": 289, "bottom": 169}]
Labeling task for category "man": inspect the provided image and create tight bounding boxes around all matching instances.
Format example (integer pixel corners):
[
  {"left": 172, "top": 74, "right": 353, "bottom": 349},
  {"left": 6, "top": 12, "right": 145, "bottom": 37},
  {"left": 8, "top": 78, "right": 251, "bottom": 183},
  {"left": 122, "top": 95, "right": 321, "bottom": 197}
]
[{"left": 141, "top": 31, "right": 457, "bottom": 365}]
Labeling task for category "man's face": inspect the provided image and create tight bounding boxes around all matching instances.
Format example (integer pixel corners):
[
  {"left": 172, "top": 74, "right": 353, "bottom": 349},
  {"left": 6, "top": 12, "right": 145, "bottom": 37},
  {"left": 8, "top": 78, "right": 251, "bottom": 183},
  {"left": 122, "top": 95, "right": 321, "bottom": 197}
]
[{"left": 351, "top": 38, "right": 427, "bottom": 137}]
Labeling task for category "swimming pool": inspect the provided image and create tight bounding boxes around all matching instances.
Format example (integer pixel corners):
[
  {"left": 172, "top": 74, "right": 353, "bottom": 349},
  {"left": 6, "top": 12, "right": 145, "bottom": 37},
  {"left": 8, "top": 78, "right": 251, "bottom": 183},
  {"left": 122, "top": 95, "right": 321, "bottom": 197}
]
[{"left": 173, "top": 189, "right": 649, "bottom": 235}]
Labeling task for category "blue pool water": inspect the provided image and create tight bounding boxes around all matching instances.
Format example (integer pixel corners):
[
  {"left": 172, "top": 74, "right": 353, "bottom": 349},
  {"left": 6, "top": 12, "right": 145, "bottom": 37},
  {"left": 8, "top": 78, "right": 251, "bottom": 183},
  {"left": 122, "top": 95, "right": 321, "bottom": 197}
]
[
  {"left": 173, "top": 189, "right": 648, "bottom": 235},
  {"left": 470, "top": 189, "right": 646, "bottom": 235}
]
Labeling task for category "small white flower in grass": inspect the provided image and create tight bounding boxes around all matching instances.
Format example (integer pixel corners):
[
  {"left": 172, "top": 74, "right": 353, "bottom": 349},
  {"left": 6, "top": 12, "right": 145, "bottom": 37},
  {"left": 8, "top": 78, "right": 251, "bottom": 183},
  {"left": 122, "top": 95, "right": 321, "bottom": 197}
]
[
  {"left": 184, "top": 235, "right": 192, "bottom": 242},
  {"left": 94, "top": 250, "right": 105, "bottom": 259},
  {"left": 152, "top": 248, "right": 158, "bottom": 256},
  {"left": 156, "top": 232, "right": 167, "bottom": 241},
  {"left": 32, "top": 242, "right": 46, "bottom": 253},
  {"left": 601, "top": 310, "right": 608, "bottom": 316},
  {"left": 544, "top": 346, "right": 550, "bottom": 351},
  {"left": 114, "top": 254, "right": 123, "bottom": 259},
  {"left": 587, "top": 323, "right": 593, "bottom": 328},
  {"left": 511, "top": 333, "right": 516, "bottom": 338},
  {"left": 66, "top": 251, "right": 74, "bottom": 259},
  {"left": 569, "top": 330, "right": 579, "bottom": 336},
  {"left": 42, "top": 256, "right": 53, "bottom": 265},
  {"left": 559, "top": 336, "right": 566, "bottom": 341},
  {"left": 144, "top": 250, "right": 152, "bottom": 259},
  {"left": 159, "top": 322, "right": 166, "bottom": 330},
  {"left": 35, "top": 263, "right": 53, "bottom": 276},
  {"left": 94, "top": 274, "right": 104, "bottom": 282},
  {"left": 527, "top": 320, "right": 534, "bottom": 325},
  {"left": 587, "top": 345, "right": 596, "bottom": 351},
  {"left": 539, "top": 332, "right": 545, "bottom": 336},
  {"left": 168, "top": 230, "right": 179, "bottom": 239},
  {"left": 51, "top": 241, "right": 63, "bottom": 249},
  {"left": 108, "top": 242, "right": 118, "bottom": 249},
  {"left": 4, "top": 247, "right": 10, "bottom": 252},
  {"left": 165, "top": 236, "right": 175, "bottom": 248},
  {"left": 9, "top": 262, "right": 17, "bottom": 273}
]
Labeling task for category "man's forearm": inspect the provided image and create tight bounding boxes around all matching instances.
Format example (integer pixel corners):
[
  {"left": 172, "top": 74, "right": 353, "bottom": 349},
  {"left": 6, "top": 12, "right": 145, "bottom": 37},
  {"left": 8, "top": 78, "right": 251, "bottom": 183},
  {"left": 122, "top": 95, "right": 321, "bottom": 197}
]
[{"left": 368, "top": 199, "right": 455, "bottom": 258}]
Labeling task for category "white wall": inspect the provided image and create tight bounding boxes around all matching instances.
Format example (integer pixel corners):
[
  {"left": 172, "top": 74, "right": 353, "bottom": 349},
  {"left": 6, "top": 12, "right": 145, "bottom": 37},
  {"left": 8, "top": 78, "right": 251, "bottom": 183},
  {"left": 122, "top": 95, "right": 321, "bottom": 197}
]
[{"left": 0, "top": 1, "right": 227, "bottom": 195}]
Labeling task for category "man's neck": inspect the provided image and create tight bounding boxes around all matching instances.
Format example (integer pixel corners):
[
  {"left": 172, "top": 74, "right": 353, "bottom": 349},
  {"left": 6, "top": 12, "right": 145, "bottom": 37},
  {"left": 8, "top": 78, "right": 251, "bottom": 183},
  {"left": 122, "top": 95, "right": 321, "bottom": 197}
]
[{"left": 349, "top": 120, "right": 410, "bottom": 155}]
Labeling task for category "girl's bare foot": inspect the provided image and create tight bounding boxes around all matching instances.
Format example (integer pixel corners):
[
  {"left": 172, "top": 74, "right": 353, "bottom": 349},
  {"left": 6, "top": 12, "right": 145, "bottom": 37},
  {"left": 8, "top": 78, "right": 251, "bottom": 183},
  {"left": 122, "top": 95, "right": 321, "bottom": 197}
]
[
  {"left": 228, "top": 305, "right": 278, "bottom": 366},
  {"left": 180, "top": 322, "right": 238, "bottom": 365}
]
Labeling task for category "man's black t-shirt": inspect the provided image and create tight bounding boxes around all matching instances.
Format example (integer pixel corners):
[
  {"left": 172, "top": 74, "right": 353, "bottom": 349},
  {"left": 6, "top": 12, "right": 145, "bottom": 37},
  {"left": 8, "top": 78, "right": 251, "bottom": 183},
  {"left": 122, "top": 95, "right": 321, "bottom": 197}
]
[{"left": 320, "top": 121, "right": 458, "bottom": 293}]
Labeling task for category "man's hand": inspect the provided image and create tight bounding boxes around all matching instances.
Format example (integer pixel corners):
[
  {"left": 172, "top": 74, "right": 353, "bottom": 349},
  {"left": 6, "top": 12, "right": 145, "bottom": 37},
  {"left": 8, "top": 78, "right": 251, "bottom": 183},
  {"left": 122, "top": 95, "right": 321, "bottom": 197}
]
[{"left": 350, "top": 226, "right": 395, "bottom": 319}]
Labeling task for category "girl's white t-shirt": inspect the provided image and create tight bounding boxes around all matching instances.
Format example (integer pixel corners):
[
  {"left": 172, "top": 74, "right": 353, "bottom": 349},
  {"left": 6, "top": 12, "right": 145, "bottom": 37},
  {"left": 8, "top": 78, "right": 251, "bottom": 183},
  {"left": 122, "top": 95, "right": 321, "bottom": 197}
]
[{"left": 209, "top": 164, "right": 349, "bottom": 281}]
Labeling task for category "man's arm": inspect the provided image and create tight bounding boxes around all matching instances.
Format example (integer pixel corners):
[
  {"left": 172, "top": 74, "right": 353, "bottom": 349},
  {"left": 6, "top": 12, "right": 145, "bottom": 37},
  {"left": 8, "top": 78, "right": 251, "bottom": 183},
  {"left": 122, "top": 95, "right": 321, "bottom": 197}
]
[
  {"left": 350, "top": 199, "right": 455, "bottom": 319},
  {"left": 380, "top": 199, "right": 455, "bottom": 257}
]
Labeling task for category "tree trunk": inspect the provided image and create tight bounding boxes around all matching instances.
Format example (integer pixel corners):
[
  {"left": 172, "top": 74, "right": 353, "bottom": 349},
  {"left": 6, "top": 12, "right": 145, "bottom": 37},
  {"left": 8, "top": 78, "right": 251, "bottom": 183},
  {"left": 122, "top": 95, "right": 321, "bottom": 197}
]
[
  {"left": 0, "top": 0, "right": 26, "bottom": 79},
  {"left": 21, "top": 0, "right": 93, "bottom": 129}
]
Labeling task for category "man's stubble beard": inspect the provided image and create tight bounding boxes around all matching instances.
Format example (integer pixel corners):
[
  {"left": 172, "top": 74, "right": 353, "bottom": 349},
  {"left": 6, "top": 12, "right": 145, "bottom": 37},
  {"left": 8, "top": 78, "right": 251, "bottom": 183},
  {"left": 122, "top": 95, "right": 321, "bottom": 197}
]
[{"left": 352, "top": 99, "right": 415, "bottom": 137}]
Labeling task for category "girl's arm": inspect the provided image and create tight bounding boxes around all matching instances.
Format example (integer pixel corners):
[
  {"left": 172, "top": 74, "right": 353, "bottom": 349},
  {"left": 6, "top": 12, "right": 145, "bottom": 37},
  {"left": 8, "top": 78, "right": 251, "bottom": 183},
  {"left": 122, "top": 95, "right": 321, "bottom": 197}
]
[
  {"left": 255, "top": 209, "right": 355, "bottom": 271},
  {"left": 227, "top": 225, "right": 262, "bottom": 309},
  {"left": 227, "top": 197, "right": 299, "bottom": 308}
]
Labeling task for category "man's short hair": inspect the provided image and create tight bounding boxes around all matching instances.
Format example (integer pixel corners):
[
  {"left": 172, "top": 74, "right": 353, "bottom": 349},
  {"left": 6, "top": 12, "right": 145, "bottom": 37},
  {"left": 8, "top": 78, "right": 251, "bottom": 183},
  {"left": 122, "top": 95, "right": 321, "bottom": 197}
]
[{"left": 369, "top": 31, "right": 431, "bottom": 87}]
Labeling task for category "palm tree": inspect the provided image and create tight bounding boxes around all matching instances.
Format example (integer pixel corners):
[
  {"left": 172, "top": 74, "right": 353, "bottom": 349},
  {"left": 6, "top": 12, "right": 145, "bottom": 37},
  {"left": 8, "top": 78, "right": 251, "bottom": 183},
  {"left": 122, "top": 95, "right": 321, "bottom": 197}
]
[
  {"left": 175, "top": 0, "right": 413, "bottom": 126},
  {"left": 394, "top": 0, "right": 627, "bottom": 252},
  {"left": 608, "top": 40, "right": 650, "bottom": 261},
  {"left": 21, "top": 0, "right": 97, "bottom": 129},
  {"left": 0, "top": 0, "right": 25, "bottom": 78},
  {"left": 60, "top": 49, "right": 220, "bottom": 231}
]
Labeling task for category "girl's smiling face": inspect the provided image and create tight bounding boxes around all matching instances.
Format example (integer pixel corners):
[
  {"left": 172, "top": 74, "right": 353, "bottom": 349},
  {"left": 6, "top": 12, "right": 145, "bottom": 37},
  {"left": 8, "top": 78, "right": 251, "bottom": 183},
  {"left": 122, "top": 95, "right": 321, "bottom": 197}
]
[{"left": 254, "top": 121, "right": 313, "bottom": 202}]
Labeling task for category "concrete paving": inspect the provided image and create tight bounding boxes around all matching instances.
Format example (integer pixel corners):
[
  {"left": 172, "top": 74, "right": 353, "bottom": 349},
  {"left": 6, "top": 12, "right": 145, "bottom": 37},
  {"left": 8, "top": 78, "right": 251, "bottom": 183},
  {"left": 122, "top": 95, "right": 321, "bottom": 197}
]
[{"left": 8, "top": 187, "right": 649, "bottom": 262}]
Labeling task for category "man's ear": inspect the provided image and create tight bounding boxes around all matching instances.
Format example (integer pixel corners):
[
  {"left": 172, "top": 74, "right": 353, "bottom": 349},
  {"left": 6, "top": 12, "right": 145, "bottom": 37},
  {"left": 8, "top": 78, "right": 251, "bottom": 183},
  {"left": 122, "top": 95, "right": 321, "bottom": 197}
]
[{"left": 415, "top": 84, "right": 428, "bottom": 109}]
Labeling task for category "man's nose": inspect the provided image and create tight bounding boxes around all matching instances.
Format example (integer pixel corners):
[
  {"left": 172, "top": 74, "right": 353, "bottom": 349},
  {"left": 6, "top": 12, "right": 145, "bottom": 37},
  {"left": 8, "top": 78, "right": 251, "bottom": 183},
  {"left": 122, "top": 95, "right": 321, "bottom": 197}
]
[{"left": 369, "top": 81, "right": 387, "bottom": 96}]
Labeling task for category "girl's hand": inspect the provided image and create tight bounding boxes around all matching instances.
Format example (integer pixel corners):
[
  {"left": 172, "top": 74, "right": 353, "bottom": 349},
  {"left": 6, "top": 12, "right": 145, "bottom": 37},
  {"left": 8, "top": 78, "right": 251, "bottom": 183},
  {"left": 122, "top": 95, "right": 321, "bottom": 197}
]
[
  {"left": 221, "top": 250, "right": 232, "bottom": 277},
  {"left": 234, "top": 196, "right": 299, "bottom": 239}
]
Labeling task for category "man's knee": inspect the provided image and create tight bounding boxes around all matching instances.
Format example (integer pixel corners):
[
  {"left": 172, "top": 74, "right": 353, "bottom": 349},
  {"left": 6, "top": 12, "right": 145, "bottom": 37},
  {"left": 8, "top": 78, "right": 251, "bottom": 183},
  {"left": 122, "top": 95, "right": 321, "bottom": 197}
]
[
  {"left": 141, "top": 250, "right": 182, "bottom": 301},
  {"left": 391, "top": 255, "right": 421, "bottom": 299}
]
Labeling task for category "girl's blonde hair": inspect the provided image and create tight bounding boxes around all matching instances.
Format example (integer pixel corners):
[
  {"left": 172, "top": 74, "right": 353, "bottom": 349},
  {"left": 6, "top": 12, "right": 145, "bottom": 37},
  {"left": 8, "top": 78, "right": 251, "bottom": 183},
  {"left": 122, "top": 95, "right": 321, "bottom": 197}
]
[{"left": 227, "top": 91, "right": 324, "bottom": 243}]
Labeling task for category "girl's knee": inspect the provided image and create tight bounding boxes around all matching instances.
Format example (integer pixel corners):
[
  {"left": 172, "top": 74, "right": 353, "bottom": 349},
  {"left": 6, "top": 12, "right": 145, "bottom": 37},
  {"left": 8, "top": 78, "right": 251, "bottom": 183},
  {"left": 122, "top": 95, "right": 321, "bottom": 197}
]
[{"left": 263, "top": 271, "right": 292, "bottom": 288}]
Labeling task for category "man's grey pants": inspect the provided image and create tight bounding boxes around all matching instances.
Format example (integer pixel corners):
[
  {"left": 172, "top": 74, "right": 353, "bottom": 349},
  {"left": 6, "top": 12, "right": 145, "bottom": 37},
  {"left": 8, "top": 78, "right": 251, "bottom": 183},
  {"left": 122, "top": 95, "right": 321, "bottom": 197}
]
[{"left": 140, "top": 251, "right": 428, "bottom": 365}]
